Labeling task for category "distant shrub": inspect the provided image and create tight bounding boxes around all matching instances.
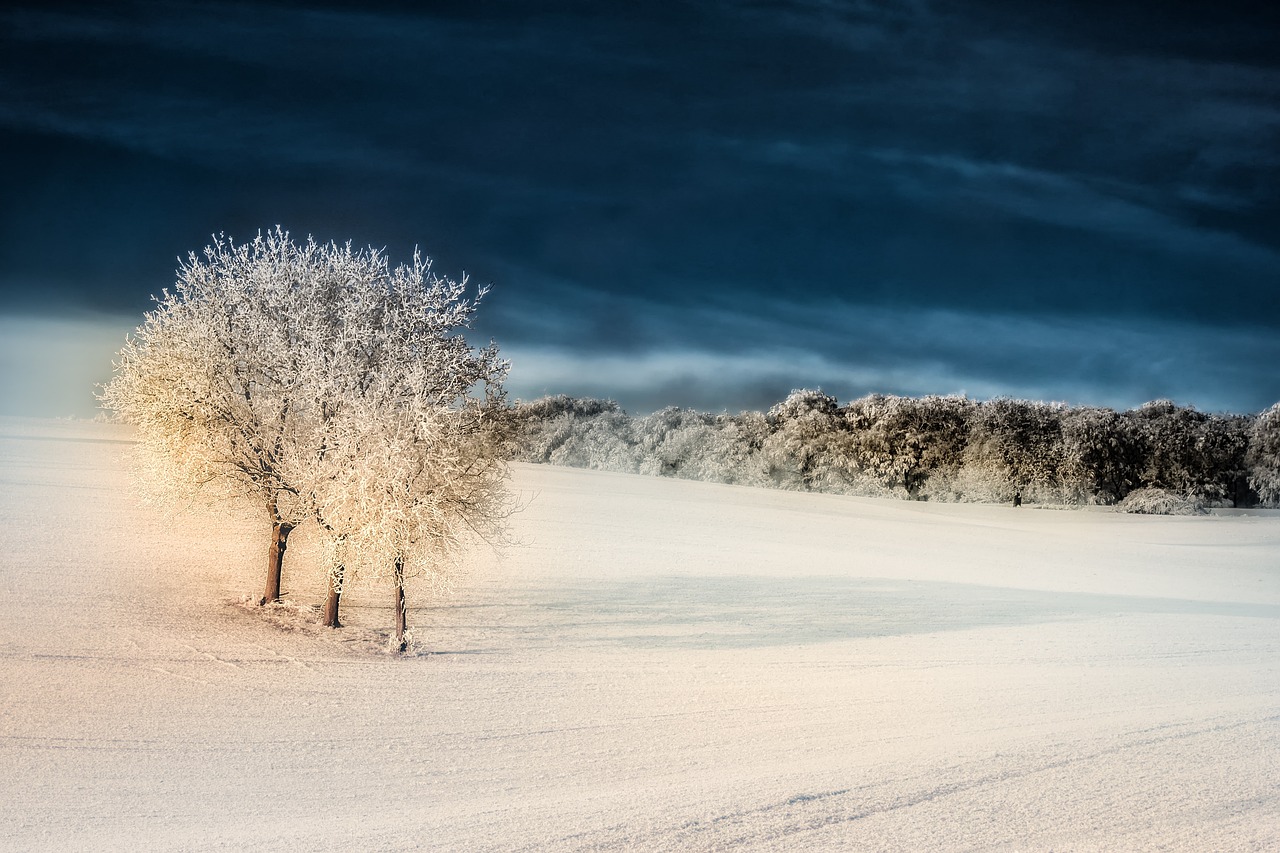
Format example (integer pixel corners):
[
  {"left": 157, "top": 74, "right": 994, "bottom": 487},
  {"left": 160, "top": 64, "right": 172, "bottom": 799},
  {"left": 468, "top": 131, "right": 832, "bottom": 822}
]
[{"left": 1117, "top": 488, "right": 1207, "bottom": 516}]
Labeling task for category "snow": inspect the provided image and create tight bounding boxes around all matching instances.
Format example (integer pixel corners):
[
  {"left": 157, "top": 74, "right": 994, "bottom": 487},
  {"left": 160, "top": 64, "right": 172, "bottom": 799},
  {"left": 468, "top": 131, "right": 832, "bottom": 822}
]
[{"left": 2, "top": 416, "right": 1278, "bottom": 851}]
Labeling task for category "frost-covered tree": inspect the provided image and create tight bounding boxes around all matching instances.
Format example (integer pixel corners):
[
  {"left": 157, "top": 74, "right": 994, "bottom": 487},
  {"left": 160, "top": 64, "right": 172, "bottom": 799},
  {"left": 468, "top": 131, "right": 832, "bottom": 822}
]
[
  {"left": 295, "top": 256, "right": 511, "bottom": 636},
  {"left": 1187, "top": 414, "right": 1251, "bottom": 505},
  {"left": 1061, "top": 406, "right": 1142, "bottom": 504},
  {"left": 1127, "top": 400, "right": 1204, "bottom": 494},
  {"left": 959, "top": 398, "right": 1066, "bottom": 503},
  {"left": 103, "top": 229, "right": 511, "bottom": 638},
  {"left": 102, "top": 230, "right": 385, "bottom": 604},
  {"left": 762, "top": 389, "right": 844, "bottom": 490},
  {"left": 1247, "top": 402, "right": 1280, "bottom": 506},
  {"left": 1125, "top": 401, "right": 1249, "bottom": 502},
  {"left": 844, "top": 394, "right": 974, "bottom": 499},
  {"left": 309, "top": 393, "right": 511, "bottom": 646}
]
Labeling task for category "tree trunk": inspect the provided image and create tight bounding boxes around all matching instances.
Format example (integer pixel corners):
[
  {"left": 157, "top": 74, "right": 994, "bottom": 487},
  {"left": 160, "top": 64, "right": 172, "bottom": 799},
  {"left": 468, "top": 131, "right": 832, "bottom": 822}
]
[
  {"left": 323, "top": 565, "right": 343, "bottom": 628},
  {"left": 259, "top": 518, "right": 295, "bottom": 605},
  {"left": 392, "top": 557, "right": 408, "bottom": 653}
]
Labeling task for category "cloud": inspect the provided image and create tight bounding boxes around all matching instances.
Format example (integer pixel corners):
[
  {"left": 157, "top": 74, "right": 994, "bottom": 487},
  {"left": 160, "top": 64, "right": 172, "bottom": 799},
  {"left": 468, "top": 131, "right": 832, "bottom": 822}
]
[
  {"left": 2, "top": 2, "right": 1277, "bottom": 418},
  {"left": 500, "top": 296, "right": 1280, "bottom": 415},
  {"left": 3, "top": 295, "right": 1274, "bottom": 424},
  {"left": 868, "top": 150, "right": 1280, "bottom": 269},
  {"left": 0, "top": 4, "right": 472, "bottom": 172}
]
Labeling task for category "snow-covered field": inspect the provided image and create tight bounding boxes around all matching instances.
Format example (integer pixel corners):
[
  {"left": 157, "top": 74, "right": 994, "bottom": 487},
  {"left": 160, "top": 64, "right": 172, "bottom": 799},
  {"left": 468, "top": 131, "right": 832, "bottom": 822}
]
[{"left": 2, "top": 417, "right": 1278, "bottom": 851}]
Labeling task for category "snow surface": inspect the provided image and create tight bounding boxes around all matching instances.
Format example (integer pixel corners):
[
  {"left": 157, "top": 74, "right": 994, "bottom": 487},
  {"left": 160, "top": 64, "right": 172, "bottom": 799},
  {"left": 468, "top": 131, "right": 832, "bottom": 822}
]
[{"left": 2, "top": 417, "right": 1278, "bottom": 851}]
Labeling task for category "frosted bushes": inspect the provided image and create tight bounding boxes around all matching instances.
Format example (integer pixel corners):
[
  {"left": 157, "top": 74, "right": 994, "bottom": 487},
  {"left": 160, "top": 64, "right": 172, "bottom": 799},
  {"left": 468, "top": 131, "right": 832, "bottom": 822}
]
[
  {"left": 513, "top": 392, "right": 1274, "bottom": 508},
  {"left": 513, "top": 397, "right": 639, "bottom": 471},
  {"left": 515, "top": 402, "right": 775, "bottom": 486},
  {"left": 636, "top": 409, "right": 769, "bottom": 485},
  {"left": 548, "top": 412, "right": 645, "bottom": 472}
]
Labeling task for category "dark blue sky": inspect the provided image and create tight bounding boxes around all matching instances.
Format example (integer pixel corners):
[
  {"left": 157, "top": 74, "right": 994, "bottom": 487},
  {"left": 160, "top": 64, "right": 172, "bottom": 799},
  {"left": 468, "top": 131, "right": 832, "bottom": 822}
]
[{"left": 2, "top": 0, "right": 1278, "bottom": 416}]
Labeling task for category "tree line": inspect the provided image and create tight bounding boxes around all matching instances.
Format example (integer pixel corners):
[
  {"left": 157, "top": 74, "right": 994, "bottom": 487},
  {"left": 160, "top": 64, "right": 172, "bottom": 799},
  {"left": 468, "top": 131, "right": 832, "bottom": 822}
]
[{"left": 511, "top": 390, "right": 1280, "bottom": 511}]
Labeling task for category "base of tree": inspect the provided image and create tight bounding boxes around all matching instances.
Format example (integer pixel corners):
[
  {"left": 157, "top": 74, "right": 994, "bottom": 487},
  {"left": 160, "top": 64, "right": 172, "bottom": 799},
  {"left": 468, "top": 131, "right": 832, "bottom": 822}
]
[
  {"left": 323, "top": 564, "right": 343, "bottom": 628},
  {"left": 261, "top": 517, "right": 295, "bottom": 606},
  {"left": 322, "top": 590, "right": 342, "bottom": 629},
  {"left": 393, "top": 558, "right": 408, "bottom": 653}
]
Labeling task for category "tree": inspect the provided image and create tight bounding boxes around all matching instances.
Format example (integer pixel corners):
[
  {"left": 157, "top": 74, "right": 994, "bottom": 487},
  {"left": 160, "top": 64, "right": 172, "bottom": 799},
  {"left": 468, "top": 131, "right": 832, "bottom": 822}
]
[
  {"left": 960, "top": 398, "right": 1066, "bottom": 503},
  {"left": 1186, "top": 414, "right": 1251, "bottom": 505},
  {"left": 103, "top": 229, "right": 511, "bottom": 644},
  {"left": 762, "top": 389, "right": 844, "bottom": 490},
  {"left": 1061, "top": 406, "right": 1142, "bottom": 504},
  {"left": 102, "top": 230, "right": 379, "bottom": 604},
  {"left": 1247, "top": 402, "right": 1280, "bottom": 506},
  {"left": 1124, "top": 400, "right": 1250, "bottom": 502},
  {"left": 1127, "top": 400, "right": 1205, "bottom": 494},
  {"left": 310, "top": 398, "right": 512, "bottom": 648},
  {"left": 295, "top": 257, "right": 511, "bottom": 638},
  {"left": 845, "top": 394, "right": 974, "bottom": 499}
]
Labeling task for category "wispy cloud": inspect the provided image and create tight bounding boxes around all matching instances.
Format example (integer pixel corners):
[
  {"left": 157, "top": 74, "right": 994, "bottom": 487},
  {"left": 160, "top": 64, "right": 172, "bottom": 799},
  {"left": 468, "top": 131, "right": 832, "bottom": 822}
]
[
  {"left": 497, "top": 288, "right": 1280, "bottom": 414},
  {"left": 868, "top": 150, "right": 1280, "bottom": 269}
]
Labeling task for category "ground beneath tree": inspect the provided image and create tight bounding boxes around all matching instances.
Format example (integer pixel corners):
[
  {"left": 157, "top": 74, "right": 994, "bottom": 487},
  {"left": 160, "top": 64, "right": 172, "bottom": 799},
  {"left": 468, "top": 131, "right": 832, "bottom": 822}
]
[{"left": 2, "top": 417, "right": 1278, "bottom": 851}]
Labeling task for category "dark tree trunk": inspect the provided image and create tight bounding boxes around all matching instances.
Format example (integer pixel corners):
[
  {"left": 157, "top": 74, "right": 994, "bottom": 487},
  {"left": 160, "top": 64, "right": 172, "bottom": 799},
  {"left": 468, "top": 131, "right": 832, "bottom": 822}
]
[
  {"left": 323, "top": 565, "right": 343, "bottom": 628},
  {"left": 392, "top": 557, "right": 408, "bottom": 653},
  {"left": 259, "top": 517, "right": 295, "bottom": 605}
]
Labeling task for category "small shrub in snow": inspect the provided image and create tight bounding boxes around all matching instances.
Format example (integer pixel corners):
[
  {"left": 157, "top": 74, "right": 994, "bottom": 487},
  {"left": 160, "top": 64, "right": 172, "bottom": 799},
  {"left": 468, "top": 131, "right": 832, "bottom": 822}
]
[{"left": 1117, "top": 488, "right": 1207, "bottom": 516}]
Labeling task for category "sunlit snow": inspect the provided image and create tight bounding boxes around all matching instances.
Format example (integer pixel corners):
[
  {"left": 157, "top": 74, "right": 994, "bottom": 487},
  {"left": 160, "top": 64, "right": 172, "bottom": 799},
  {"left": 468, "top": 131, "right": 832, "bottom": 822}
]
[{"left": 2, "top": 417, "right": 1277, "bottom": 850}]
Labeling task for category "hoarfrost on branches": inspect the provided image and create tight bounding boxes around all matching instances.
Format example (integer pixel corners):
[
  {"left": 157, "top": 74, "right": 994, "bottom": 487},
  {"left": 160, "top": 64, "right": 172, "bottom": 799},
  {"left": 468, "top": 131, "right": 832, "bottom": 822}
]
[
  {"left": 101, "top": 228, "right": 511, "bottom": 644},
  {"left": 299, "top": 270, "right": 513, "bottom": 641}
]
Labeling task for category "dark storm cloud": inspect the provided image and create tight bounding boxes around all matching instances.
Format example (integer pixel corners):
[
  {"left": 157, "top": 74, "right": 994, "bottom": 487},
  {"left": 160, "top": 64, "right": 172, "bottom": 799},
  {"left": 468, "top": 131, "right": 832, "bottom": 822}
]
[
  {"left": 1, "top": 0, "right": 1278, "bottom": 415},
  {"left": 867, "top": 149, "right": 1279, "bottom": 269}
]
